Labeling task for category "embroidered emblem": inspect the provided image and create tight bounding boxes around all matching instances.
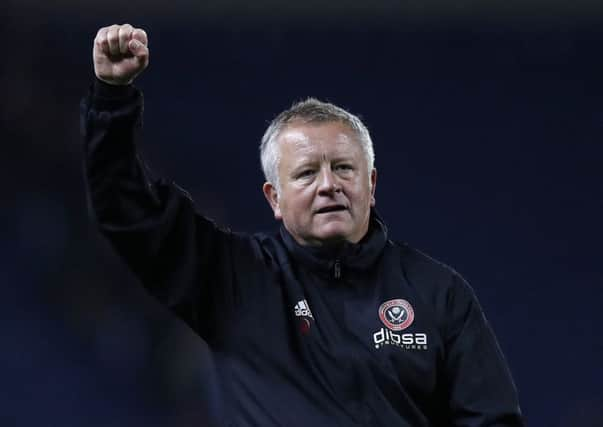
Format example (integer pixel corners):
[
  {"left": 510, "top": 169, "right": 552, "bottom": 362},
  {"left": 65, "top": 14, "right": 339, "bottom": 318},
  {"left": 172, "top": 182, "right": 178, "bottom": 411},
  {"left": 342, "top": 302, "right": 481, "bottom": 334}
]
[{"left": 378, "top": 299, "right": 414, "bottom": 331}]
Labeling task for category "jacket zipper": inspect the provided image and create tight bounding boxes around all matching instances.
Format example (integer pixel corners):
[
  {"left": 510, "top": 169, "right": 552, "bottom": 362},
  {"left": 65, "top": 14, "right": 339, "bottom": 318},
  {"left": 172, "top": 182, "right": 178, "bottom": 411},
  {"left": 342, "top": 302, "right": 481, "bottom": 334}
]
[{"left": 333, "top": 259, "right": 341, "bottom": 279}]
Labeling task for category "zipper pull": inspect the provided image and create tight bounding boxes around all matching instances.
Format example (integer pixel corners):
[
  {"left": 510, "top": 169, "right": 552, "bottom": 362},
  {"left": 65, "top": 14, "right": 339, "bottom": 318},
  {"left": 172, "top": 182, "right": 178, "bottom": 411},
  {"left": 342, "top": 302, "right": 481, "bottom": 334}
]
[{"left": 333, "top": 259, "right": 341, "bottom": 279}]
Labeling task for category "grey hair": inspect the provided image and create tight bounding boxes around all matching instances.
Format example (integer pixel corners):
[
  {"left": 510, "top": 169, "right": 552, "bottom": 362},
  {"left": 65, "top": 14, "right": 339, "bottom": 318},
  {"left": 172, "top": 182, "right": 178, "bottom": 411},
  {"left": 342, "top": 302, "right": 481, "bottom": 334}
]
[{"left": 260, "top": 98, "right": 375, "bottom": 191}]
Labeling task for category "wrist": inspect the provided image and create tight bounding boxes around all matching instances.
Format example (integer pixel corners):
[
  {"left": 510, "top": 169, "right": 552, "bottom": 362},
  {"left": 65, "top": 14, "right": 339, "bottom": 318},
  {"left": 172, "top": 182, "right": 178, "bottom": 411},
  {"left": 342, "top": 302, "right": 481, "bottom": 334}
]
[{"left": 93, "top": 76, "right": 136, "bottom": 100}]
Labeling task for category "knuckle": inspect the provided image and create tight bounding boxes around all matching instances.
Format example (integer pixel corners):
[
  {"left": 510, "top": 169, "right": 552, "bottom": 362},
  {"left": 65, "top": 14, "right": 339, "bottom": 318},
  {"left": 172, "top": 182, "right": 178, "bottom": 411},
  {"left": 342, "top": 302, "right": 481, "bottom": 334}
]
[{"left": 95, "top": 28, "right": 107, "bottom": 40}]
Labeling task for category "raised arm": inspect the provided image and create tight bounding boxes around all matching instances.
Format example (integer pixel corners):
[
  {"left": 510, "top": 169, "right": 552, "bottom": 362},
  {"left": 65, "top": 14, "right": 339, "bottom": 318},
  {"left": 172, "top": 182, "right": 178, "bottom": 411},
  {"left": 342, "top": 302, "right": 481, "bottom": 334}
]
[{"left": 81, "top": 24, "right": 231, "bottom": 333}]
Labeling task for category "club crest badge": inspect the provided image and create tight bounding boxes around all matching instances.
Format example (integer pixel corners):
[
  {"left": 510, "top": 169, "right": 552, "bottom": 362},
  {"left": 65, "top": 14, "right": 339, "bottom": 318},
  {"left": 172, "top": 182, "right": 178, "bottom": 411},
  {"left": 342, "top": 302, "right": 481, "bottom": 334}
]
[{"left": 378, "top": 299, "right": 414, "bottom": 331}]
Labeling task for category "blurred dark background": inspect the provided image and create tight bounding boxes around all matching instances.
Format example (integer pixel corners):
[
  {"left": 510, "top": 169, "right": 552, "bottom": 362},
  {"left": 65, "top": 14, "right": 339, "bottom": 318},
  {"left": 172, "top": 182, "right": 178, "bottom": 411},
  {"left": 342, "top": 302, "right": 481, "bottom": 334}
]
[{"left": 2, "top": 0, "right": 602, "bottom": 425}]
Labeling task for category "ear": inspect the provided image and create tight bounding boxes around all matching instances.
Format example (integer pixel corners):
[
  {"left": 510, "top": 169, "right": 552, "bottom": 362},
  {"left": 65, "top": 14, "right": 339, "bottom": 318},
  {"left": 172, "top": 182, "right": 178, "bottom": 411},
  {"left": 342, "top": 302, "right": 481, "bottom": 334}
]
[
  {"left": 370, "top": 168, "right": 377, "bottom": 207},
  {"left": 262, "top": 182, "right": 282, "bottom": 220}
]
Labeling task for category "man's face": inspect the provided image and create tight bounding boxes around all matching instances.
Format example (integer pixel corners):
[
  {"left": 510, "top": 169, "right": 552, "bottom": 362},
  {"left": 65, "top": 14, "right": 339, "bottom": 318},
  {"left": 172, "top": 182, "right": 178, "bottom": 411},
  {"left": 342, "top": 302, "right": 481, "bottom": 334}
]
[{"left": 263, "top": 121, "right": 377, "bottom": 246}]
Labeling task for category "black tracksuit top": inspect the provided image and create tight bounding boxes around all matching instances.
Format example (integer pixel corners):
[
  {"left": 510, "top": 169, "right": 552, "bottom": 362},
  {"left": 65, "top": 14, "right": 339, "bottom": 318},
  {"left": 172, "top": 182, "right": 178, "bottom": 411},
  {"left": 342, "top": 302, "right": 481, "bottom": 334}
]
[{"left": 81, "top": 79, "right": 524, "bottom": 427}]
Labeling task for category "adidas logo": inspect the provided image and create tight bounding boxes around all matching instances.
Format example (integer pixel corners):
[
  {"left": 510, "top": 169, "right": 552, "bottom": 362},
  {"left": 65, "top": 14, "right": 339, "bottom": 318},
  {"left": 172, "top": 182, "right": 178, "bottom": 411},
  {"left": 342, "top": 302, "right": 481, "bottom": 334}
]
[{"left": 294, "top": 299, "right": 313, "bottom": 319}]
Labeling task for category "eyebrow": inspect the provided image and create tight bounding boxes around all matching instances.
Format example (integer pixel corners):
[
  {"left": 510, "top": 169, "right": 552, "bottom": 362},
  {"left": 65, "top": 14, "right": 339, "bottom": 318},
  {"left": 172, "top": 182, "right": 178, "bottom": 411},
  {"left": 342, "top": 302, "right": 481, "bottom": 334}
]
[
  {"left": 289, "top": 155, "right": 356, "bottom": 173},
  {"left": 289, "top": 160, "right": 316, "bottom": 176},
  {"left": 330, "top": 156, "right": 355, "bottom": 163}
]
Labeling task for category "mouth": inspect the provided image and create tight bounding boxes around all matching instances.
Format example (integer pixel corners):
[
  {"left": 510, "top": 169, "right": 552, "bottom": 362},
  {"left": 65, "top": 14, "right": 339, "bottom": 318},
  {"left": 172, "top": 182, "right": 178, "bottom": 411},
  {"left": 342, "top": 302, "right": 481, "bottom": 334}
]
[{"left": 315, "top": 205, "right": 347, "bottom": 214}]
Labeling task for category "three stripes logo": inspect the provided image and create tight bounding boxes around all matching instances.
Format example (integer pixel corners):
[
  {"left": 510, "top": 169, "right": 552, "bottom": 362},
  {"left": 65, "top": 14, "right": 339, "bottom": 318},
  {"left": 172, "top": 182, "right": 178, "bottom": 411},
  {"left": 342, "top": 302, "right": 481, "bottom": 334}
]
[
  {"left": 294, "top": 299, "right": 313, "bottom": 319},
  {"left": 294, "top": 299, "right": 313, "bottom": 335}
]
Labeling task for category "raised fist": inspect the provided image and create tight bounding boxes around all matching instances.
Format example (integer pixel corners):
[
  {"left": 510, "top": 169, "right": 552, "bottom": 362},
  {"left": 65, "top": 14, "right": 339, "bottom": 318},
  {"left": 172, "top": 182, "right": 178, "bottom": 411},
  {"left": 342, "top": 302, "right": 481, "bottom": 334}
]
[{"left": 93, "top": 24, "right": 149, "bottom": 86}]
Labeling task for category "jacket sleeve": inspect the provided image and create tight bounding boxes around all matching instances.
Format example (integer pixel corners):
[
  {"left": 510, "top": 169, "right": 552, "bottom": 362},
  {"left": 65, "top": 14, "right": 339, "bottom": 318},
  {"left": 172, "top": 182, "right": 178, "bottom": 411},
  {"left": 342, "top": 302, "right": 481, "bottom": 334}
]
[
  {"left": 444, "top": 273, "right": 525, "bottom": 426},
  {"left": 80, "top": 78, "right": 234, "bottom": 336}
]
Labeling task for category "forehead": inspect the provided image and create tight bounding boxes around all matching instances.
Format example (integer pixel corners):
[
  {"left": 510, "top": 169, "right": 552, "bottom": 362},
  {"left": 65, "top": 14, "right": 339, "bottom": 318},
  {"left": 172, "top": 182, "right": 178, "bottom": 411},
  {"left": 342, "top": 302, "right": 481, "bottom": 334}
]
[{"left": 276, "top": 121, "right": 363, "bottom": 160}]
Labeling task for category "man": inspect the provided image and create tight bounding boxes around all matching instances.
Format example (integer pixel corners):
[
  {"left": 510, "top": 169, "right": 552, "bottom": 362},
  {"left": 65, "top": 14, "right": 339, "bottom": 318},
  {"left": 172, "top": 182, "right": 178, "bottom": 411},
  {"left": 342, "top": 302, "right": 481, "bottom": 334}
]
[{"left": 82, "top": 23, "right": 524, "bottom": 426}]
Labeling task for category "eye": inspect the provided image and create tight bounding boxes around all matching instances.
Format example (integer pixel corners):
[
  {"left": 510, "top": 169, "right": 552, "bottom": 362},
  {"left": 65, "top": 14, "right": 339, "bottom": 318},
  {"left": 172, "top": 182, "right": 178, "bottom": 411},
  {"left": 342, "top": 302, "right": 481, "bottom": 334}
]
[
  {"left": 296, "top": 169, "right": 316, "bottom": 179},
  {"left": 334, "top": 164, "right": 354, "bottom": 172}
]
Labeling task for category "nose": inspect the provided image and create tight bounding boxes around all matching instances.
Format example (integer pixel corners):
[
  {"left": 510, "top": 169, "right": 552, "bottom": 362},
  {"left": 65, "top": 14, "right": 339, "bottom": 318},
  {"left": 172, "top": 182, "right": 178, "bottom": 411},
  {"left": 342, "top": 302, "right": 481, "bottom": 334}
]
[{"left": 317, "top": 167, "right": 341, "bottom": 196}]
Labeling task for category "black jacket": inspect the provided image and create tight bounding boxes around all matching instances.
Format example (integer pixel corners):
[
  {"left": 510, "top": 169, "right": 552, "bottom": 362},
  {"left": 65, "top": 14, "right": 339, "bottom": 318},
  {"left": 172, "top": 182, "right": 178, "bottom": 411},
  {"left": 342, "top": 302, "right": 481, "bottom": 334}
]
[{"left": 81, "top": 79, "right": 524, "bottom": 427}]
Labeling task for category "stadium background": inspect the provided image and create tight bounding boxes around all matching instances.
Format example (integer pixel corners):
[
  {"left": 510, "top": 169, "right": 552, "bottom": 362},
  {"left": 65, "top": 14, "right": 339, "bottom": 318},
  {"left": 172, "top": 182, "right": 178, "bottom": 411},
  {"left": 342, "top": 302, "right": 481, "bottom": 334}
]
[{"left": 2, "top": 1, "right": 602, "bottom": 425}]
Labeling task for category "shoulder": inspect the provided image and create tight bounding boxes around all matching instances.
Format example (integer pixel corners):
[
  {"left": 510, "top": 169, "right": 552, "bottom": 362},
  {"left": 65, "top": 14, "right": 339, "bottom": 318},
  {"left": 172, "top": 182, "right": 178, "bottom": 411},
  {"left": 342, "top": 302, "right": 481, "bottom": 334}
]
[
  {"left": 389, "top": 241, "right": 480, "bottom": 331},
  {"left": 225, "top": 229, "right": 283, "bottom": 265},
  {"left": 392, "top": 241, "right": 469, "bottom": 291}
]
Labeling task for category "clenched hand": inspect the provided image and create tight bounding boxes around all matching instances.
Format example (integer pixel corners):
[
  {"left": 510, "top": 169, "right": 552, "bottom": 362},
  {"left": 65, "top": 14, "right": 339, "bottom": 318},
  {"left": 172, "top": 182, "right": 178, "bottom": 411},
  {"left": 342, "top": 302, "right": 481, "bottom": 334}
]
[{"left": 93, "top": 24, "right": 149, "bottom": 86}]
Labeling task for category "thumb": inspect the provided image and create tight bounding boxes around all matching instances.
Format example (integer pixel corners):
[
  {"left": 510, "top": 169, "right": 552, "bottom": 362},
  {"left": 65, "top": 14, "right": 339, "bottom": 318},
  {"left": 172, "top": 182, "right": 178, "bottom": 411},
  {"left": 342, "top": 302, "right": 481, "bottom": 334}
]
[{"left": 128, "top": 39, "right": 148, "bottom": 59}]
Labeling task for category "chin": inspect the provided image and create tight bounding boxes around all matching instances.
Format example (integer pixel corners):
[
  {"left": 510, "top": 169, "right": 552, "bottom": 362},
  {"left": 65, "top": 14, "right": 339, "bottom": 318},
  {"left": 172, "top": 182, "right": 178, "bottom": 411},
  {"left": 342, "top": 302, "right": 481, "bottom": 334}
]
[{"left": 313, "top": 226, "right": 352, "bottom": 243}]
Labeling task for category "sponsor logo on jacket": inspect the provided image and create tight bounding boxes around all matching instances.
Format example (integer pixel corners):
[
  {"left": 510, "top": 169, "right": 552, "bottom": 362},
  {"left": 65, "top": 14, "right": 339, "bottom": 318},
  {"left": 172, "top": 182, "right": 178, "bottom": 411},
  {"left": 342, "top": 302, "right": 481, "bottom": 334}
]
[
  {"left": 294, "top": 299, "right": 313, "bottom": 335},
  {"left": 294, "top": 299, "right": 313, "bottom": 319},
  {"left": 373, "top": 299, "right": 428, "bottom": 350}
]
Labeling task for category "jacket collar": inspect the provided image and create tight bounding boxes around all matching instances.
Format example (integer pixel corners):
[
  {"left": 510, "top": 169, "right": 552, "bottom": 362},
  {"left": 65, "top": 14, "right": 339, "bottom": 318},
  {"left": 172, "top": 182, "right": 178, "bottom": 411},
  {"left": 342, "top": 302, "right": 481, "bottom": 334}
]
[{"left": 279, "top": 209, "right": 388, "bottom": 280}]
